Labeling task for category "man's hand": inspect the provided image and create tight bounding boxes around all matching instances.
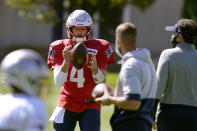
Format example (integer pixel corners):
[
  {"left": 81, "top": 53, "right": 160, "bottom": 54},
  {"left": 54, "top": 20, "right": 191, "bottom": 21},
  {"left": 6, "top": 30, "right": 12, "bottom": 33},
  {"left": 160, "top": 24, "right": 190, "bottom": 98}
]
[
  {"left": 61, "top": 45, "right": 71, "bottom": 72},
  {"left": 88, "top": 55, "right": 98, "bottom": 74},
  {"left": 62, "top": 45, "right": 71, "bottom": 63},
  {"left": 95, "top": 95, "right": 112, "bottom": 105},
  {"left": 95, "top": 84, "right": 114, "bottom": 106}
]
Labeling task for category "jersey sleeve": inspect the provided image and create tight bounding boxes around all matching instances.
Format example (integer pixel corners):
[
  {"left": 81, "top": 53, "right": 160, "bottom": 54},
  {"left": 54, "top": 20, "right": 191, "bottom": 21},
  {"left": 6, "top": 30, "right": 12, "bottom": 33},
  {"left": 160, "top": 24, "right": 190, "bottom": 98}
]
[
  {"left": 97, "top": 41, "right": 116, "bottom": 70},
  {"left": 47, "top": 40, "right": 65, "bottom": 70}
]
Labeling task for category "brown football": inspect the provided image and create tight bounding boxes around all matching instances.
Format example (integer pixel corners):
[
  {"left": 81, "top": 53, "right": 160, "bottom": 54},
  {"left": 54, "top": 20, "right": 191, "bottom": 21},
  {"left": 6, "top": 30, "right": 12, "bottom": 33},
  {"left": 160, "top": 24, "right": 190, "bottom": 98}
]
[{"left": 71, "top": 42, "right": 88, "bottom": 69}]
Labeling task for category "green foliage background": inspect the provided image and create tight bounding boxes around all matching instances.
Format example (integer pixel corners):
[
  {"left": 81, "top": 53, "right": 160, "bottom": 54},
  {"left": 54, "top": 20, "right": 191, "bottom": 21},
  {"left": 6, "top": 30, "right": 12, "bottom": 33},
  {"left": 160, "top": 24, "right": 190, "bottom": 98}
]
[
  {"left": 182, "top": 0, "right": 197, "bottom": 47},
  {"left": 5, "top": 0, "right": 156, "bottom": 42},
  {"left": 5, "top": 0, "right": 197, "bottom": 47}
]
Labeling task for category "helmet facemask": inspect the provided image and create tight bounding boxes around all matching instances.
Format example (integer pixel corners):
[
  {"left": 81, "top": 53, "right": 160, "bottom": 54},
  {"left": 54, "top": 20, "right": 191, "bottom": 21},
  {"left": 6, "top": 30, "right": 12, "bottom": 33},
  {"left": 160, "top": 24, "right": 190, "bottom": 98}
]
[{"left": 67, "top": 26, "right": 92, "bottom": 43}]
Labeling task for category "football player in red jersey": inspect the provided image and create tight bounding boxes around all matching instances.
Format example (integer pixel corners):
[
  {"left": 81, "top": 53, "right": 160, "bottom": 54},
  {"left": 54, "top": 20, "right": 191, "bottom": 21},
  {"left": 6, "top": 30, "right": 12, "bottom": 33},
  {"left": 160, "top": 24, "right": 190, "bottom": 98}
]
[{"left": 48, "top": 9, "right": 115, "bottom": 131}]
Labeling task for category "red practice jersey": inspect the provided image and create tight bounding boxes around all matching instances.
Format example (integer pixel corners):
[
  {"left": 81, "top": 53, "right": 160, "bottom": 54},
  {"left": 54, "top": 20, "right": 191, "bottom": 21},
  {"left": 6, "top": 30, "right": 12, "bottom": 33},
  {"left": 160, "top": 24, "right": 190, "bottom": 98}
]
[{"left": 47, "top": 39, "right": 115, "bottom": 112}]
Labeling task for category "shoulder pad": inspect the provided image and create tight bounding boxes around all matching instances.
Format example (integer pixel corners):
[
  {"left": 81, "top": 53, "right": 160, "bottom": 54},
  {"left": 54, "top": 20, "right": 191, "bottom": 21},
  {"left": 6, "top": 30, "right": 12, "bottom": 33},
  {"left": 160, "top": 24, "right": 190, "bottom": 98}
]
[{"left": 88, "top": 39, "right": 110, "bottom": 46}]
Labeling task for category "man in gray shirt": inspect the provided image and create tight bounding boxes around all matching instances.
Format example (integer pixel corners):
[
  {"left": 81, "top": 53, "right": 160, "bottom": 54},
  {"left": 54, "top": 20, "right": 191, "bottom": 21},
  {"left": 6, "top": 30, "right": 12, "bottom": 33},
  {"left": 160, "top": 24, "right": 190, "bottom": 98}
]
[{"left": 155, "top": 19, "right": 197, "bottom": 131}]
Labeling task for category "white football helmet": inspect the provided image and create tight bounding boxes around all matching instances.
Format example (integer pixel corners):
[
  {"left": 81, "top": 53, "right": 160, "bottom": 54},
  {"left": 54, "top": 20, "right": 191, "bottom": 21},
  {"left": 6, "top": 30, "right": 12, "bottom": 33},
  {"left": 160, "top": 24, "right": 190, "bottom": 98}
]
[
  {"left": 66, "top": 9, "right": 93, "bottom": 43},
  {"left": 1, "top": 49, "right": 49, "bottom": 96}
]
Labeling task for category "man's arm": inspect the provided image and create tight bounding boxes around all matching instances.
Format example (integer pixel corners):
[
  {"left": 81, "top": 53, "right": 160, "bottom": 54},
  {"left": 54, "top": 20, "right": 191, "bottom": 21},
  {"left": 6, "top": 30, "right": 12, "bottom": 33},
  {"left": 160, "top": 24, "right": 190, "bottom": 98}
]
[
  {"left": 54, "top": 65, "right": 68, "bottom": 87},
  {"left": 53, "top": 45, "right": 71, "bottom": 87},
  {"left": 152, "top": 51, "right": 169, "bottom": 121},
  {"left": 96, "top": 64, "right": 142, "bottom": 110},
  {"left": 104, "top": 96, "right": 141, "bottom": 110},
  {"left": 156, "top": 51, "right": 169, "bottom": 99}
]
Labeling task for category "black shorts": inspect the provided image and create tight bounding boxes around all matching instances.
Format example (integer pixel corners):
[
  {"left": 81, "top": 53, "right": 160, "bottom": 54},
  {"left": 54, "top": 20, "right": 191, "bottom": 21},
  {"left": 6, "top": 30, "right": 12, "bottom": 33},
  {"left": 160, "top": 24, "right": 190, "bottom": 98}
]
[
  {"left": 112, "top": 119, "right": 151, "bottom": 131},
  {"left": 157, "top": 117, "right": 197, "bottom": 131},
  {"left": 53, "top": 109, "right": 100, "bottom": 131}
]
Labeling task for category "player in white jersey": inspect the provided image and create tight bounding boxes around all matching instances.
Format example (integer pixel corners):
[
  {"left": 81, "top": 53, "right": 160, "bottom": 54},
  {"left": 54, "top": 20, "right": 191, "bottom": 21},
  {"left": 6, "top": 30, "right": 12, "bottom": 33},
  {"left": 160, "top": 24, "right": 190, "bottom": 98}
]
[{"left": 0, "top": 49, "right": 49, "bottom": 131}]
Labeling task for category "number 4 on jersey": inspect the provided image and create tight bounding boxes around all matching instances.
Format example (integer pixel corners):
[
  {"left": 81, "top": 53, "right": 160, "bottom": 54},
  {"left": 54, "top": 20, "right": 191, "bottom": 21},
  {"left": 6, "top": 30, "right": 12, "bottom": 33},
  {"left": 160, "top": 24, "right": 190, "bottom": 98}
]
[{"left": 70, "top": 67, "right": 85, "bottom": 88}]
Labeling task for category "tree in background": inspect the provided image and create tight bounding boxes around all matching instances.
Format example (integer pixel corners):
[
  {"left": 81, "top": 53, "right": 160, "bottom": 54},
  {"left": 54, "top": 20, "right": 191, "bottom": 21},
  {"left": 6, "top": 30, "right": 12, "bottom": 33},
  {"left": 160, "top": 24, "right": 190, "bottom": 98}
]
[
  {"left": 5, "top": 0, "right": 155, "bottom": 42},
  {"left": 182, "top": 0, "right": 197, "bottom": 47}
]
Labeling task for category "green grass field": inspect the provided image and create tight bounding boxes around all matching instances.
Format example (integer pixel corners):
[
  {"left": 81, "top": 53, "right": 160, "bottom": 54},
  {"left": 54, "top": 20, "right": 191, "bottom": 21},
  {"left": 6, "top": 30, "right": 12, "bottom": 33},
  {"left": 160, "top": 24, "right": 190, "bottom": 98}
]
[{"left": 0, "top": 71, "right": 119, "bottom": 131}]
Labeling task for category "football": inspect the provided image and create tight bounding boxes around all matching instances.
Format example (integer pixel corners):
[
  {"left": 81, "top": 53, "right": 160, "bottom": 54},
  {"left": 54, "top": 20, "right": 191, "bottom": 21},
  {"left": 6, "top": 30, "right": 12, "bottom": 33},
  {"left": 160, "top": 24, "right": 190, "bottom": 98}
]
[
  {"left": 92, "top": 83, "right": 114, "bottom": 98},
  {"left": 71, "top": 42, "right": 88, "bottom": 69}
]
